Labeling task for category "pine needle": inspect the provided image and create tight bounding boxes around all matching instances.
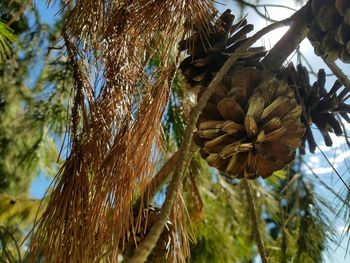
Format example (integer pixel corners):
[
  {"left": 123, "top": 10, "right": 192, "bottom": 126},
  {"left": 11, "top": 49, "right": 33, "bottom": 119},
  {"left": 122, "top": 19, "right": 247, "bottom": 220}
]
[{"left": 28, "top": 1, "right": 218, "bottom": 261}]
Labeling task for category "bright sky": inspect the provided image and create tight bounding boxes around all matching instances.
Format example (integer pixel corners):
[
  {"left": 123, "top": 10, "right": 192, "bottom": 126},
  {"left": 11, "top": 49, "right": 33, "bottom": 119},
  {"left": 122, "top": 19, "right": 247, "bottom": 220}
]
[{"left": 30, "top": 1, "right": 350, "bottom": 262}]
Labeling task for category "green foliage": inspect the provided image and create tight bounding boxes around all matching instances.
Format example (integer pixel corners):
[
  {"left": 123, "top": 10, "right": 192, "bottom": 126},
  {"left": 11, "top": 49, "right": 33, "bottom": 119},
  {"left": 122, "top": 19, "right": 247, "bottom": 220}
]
[
  {"left": 0, "top": 225, "right": 21, "bottom": 263},
  {"left": 264, "top": 167, "right": 335, "bottom": 263},
  {"left": 0, "top": 21, "right": 16, "bottom": 62},
  {"left": 0, "top": 195, "right": 48, "bottom": 262},
  {"left": 186, "top": 159, "right": 257, "bottom": 263},
  {"left": 0, "top": 1, "right": 70, "bottom": 260},
  {"left": 163, "top": 73, "right": 186, "bottom": 149},
  {"left": 0, "top": 0, "right": 69, "bottom": 195}
]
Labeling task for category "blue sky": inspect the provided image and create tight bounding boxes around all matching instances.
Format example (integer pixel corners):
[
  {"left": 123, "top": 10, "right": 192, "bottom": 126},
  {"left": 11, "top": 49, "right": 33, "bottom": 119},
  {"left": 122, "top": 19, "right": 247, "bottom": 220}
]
[
  {"left": 29, "top": 1, "right": 350, "bottom": 262},
  {"left": 29, "top": 1, "right": 60, "bottom": 198}
]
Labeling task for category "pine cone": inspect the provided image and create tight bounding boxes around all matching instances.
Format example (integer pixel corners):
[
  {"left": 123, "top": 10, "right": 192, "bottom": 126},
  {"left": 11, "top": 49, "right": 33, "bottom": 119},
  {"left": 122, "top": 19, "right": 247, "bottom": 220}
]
[
  {"left": 179, "top": 9, "right": 267, "bottom": 87},
  {"left": 308, "top": 0, "right": 350, "bottom": 62},
  {"left": 278, "top": 63, "right": 350, "bottom": 154},
  {"left": 194, "top": 68, "right": 305, "bottom": 179}
]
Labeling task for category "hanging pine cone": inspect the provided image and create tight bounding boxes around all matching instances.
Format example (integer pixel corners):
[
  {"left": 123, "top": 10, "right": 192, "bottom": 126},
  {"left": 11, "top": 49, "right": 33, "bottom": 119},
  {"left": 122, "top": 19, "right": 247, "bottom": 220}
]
[
  {"left": 308, "top": 0, "right": 350, "bottom": 62},
  {"left": 193, "top": 68, "right": 305, "bottom": 179},
  {"left": 278, "top": 63, "right": 350, "bottom": 154},
  {"left": 179, "top": 9, "right": 267, "bottom": 87},
  {"left": 122, "top": 205, "right": 173, "bottom": 262}
]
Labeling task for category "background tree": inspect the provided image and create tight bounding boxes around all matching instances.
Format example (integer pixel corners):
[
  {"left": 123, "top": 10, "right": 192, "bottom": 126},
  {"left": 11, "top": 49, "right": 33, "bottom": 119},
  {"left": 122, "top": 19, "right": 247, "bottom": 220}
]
[{"left": 0, "top": 0, "right": 70, "bottom": 260}]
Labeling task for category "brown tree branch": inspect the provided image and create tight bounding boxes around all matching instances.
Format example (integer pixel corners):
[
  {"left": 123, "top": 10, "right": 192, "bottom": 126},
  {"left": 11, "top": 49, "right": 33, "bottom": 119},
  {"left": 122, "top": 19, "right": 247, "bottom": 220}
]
[
  {"left": 261, "top": 2, "right": 312, "bottom": 72},
  {"left": 322, "top": 58, "right": 350, "bottom": 91},
  {"left": 127, "top": 18, "right": 290, "bottom": 263},
  {"left": 243, "top": 180, "right": 269, "bottom": 263},
  {"left": 147, "top": 152, "right": 178, "bottom": 196},
  {"left": 139, "top": 143, "right": 198, "bottom": 205}
]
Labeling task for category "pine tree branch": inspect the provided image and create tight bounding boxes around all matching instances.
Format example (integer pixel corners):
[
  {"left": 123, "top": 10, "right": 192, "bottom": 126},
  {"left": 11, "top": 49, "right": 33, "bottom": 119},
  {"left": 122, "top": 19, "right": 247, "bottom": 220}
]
[
  {"left": 149, "top": 144, "right": 198, "bottom": 196},
  {"left": 243, "top": 180, "right": 269, "bottom": 263},
  {"left": 135, "top": 143, "right": 197, "bottom": 207},
  {"left": 233, "top": 0, "right": 297, "bottom": 23},
  {"left": 322, "top": 58, "right": 350, "bottom": 91},
  {"left": 302, "top": 160, "right": 349, "bottom": 206},
  {"left": 127, "top": 19, "right": 290, "bottom": 263},
  {"left": 261, "top": 2, "right": 312, "bottom": 72},
  {"left": 147, "top": 152, "right": 178, "bottom": 196}
]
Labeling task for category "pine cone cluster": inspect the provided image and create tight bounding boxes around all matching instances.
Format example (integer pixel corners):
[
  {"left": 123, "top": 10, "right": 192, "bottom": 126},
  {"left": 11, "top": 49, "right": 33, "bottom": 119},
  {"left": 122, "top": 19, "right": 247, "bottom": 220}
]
[
  {"left": 179, "top": 9, "right": 266, "bottom": 87},
  {"left": 308, "top": 0, "right": 350, "bottom": 62},
  {"left": 278, "top": 63, "right": 350, "bottom": 154},
  {"left": 193, "top": 68, "right": 305, "bottom": 179}
]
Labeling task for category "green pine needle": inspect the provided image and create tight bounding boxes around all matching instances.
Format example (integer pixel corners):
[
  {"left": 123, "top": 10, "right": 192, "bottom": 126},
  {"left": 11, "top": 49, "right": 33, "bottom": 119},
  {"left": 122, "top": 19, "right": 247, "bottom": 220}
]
[{"left": 0, "top": 21, "right": 16, "bottom": 63}]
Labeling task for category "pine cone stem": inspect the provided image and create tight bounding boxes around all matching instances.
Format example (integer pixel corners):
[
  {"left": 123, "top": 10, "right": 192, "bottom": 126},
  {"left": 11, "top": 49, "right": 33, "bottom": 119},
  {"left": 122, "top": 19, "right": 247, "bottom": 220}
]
[
  {"left": 243, "top": 179, "right": 270, "bottom": 263},
  {"left": 323, "top": 58, "right": 350, "bottom": 91},
  {"left": 261, "top": 3, "right": 312, "bottom": 71}
]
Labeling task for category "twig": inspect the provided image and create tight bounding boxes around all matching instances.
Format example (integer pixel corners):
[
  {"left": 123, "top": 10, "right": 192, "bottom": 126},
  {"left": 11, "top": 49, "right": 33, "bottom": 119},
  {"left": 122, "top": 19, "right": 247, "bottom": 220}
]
[
  {"left": 316, "top": 145, "right": 350, "bottom": 192},
  {"left": 234, "top": 0, "right": 278, "bottom": 23},
  {"left": 234, "top": 0, "right": 296, "bottom": 23},
  {"left": 135, "top": 143, "right": 197, "bottom": 207},
  {"left": 243, "top": 180, "right": 269, "bottom": 263},
  {"left": 302, "top": 160, "right": 349, "bottom": 206},
  {"left": 322, "top": 58, "right": 350, "bottom": 91},
  {"left": 261, "top": 2, "right": 312, "bottom": 72},
  {"left": 127, "top": 18, "right": 289, "bottom": 263},
  {"left": 147, "top": 152, "right": 179, "bottom": 197}
]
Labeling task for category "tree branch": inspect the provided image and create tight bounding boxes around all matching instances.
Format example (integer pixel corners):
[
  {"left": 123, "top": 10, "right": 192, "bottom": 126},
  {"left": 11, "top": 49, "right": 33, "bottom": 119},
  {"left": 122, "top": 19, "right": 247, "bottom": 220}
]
[
  {"left": 127, "top": 18, "right": 290, "bottom": 263},
  {"left": 322, "top": 58, "right": 350, "bottom": 91},
  {"left": 147, "top": 152, "right": 179, "bottom": 197},
  {"left": 243, "top": 180, "right": 269, "bottom": 263},
  {"left": 261, "top": 2, "right": 312, "bottom": 72},
  {"left": 234, "top": 0, "right": 297, "bottom": 23},
  {"left": 138, "top": 143, "right": 198, "bottom": 205}
]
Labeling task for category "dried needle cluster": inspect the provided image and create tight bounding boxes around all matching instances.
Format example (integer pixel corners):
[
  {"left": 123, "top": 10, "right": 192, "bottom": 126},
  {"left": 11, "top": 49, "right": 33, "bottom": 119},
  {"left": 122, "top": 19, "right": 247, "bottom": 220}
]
[{"left": 28, "top": 1, "right": 216, "bottom": 262}]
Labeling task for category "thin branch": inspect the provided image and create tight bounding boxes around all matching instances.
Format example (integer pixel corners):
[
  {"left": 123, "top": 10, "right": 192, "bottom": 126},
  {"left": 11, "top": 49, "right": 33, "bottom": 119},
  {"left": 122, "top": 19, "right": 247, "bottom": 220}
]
[
  {"left": 254, "top": 4, "right": 297, "bottom": 11},
  {"left": 147, "top": 152, "right": 179, "bottom": 197},
  {"left": 137, "top": 143, "right": 197, "bottom": 206},
  {"left": 234, "top": 0, "right": 297, "bottom": 23},
  {"left": 128, "top": 18, "right": 290, "bottom": 263},
  {"left": 316, "top": 145, "right": 350, "bottom": 192},
  {"left": 243, "top": 180, "right": 269, "bottom": 263},
  {"left": 234, "top": 0, "right": 279, "bottom": 23},
  {"left": 322, "top": 58, "right": 350, "bottom": 91},
  {"left": 261, "top": 2, "right": 312, "bottom": 72},
  {"left": 302, "top": 160, "right": 349, "bottom": 206}
]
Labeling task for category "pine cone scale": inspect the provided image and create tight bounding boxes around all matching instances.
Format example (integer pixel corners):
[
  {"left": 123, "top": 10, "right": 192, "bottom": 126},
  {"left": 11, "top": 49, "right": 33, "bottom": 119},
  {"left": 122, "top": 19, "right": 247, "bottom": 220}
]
[
  {"left": 196, "top": 68, "right": 304, "bottom": 179},
  {"left": 278, "top": 63, "right": 350, "bottom": 153},
  {"left": 221, "top": 121, "right": 245, "bottom": 136},
  {"left": 309, "top": 0, "right": 350, "bottom": 62},
  {"left": 180, "top": 9, "right": 266, "bottom": 86},
  {"left": 217, "top": 98, "right": 245, "bottom": 121}
]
